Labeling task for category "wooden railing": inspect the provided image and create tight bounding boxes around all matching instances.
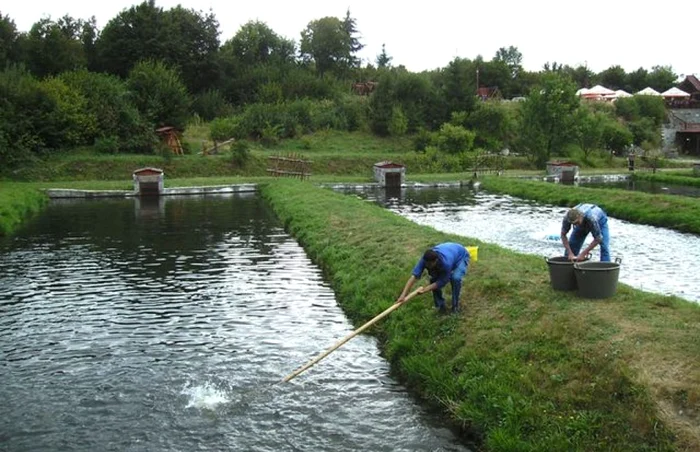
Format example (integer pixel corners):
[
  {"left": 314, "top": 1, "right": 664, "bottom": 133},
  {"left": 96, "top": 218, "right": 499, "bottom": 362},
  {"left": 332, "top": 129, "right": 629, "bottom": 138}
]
[{"left": 266, "top": 153, "right": 312, "bottom": 180}]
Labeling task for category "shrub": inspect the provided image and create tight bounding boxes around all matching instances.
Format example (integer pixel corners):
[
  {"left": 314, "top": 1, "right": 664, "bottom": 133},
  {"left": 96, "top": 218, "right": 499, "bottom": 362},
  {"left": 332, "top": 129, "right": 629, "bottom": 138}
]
[
  {"left": 388, "top": 106, "right": 408, "bottom": 136},
  {"left": 127, "top": 60, "right": 191, "bottom": 130},
  {"left": 210, "top": 116, "right": 243, "bottom": 141},
  {"left": 60, "top": 69, "right": 154, "bottom": 153},
  {"left": 230, "top": 140, "right": 250, "bottom": 166},
  {"left": 192, "top": 89, "right": 233, "bottom": 121},
  {"left": 435, "top": 123, "right": 476, "bottom": 154},
  {"left": 94, "top": 136, "right": 120, "bottom": 154},
  {"left": 413, "top": 128, "right": 434, "bottom": 152}
]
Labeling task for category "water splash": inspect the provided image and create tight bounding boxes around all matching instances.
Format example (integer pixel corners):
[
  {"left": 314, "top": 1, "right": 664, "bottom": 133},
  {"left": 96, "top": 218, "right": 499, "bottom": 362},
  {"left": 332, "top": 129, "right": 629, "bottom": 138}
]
[{"left": 182, "top": 381, "right": 229, "bottom": 410}]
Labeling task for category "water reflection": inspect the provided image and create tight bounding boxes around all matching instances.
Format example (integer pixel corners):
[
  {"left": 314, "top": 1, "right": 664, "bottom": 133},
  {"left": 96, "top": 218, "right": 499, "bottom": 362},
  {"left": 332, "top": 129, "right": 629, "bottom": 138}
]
[
  {"left": 578, "top": 178, "right": 700, "bottom": 197},
  {"left": 350, "top": 185, "right": 700, "bottom": 304},
  {"left": 0, "top": 194, "right": 468, "bottom": 452}
]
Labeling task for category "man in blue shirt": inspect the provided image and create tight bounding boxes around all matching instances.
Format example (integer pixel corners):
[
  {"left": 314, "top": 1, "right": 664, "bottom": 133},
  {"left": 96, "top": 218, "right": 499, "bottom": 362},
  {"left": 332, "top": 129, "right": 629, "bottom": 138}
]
[
  {"left": 561, "top": 203, "right": 610, "bottom": 262},
  {"left": 396, "top": 242, "right": 470, "bottom": 314}
]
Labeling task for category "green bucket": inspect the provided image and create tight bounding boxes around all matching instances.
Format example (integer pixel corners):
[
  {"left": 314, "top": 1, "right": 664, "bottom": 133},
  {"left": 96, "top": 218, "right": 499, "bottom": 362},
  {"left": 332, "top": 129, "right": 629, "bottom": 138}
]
[
  {"left": 573, "top": 259, "right": 622, "bottom": 299},
  {"left": 545, "top": 256, "right": 577, "bottom": 291}
]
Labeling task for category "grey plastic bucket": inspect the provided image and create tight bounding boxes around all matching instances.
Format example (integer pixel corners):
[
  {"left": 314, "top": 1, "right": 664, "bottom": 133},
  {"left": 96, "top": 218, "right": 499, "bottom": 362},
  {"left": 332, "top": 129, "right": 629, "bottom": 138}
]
[
  {"left": 573, "top": 259, "right": 621, "bottom": 299},
  {"left": 545, "top": 256, "right": 577, "bottom": 291}
]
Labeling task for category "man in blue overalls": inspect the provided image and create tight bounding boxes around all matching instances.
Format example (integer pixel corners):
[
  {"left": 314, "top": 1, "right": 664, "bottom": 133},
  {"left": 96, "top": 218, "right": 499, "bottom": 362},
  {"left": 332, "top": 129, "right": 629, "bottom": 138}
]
[
  {"left": 396, "top": 242, "right": 470, "bottom": 314},
  {"left": 561, "top": 203, "right": 610, "bottom": 262}
]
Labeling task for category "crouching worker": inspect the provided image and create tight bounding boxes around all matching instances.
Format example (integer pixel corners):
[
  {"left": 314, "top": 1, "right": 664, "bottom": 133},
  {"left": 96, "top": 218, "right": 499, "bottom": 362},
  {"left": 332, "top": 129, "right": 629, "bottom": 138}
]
[
  {"left": 396, "top": 242, "right": 470, "bottom": 314},
  {"left": 561, "top": 203, "right": 610, "bottom": 262}
]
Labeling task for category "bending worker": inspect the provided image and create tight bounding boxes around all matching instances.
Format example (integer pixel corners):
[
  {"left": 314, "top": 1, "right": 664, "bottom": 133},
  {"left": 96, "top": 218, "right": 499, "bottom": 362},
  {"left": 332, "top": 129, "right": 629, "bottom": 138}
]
[
  {"left": 396, "top": 242, "right": 470, "bottom": 314},
  {"left": 561, "top": 203, "right": 610, "bottom": 262}
]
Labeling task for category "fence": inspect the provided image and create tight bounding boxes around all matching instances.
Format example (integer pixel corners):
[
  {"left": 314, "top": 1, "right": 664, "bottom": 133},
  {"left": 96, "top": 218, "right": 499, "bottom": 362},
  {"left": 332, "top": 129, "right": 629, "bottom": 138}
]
[
  {"left": 266, "top": 153, "right": 312, "bottom": 180},
  {"left": 470, "top": 152, "right": 506, "bottom": 177}
]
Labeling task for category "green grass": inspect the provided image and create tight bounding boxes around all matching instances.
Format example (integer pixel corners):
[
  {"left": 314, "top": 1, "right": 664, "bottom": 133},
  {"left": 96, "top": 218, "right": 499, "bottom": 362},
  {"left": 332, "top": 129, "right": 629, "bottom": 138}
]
[
  {"left": 261, "top": 179, "right": 700, "bottom": 451},
  {"left": 0, "top": 183, "right": 47, "bottom": 236},
  {"left": 633, "top": 171, "right": 700, "bottom": 187}
]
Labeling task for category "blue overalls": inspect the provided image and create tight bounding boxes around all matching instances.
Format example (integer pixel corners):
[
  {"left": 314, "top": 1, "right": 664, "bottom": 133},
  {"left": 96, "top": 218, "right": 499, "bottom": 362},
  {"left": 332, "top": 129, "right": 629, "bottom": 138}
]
[
  {"left": 411, "top": 242, "right": 470, "bottom": 312},
  {"left": 562, "top": 203, "right": 611, "bottom": 262}
]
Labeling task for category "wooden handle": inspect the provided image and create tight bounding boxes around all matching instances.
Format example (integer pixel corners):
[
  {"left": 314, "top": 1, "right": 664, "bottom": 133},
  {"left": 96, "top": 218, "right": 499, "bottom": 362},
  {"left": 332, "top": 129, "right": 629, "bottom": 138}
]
[{"left": 281, "top": 286, "right": 424, "bottom": 383}]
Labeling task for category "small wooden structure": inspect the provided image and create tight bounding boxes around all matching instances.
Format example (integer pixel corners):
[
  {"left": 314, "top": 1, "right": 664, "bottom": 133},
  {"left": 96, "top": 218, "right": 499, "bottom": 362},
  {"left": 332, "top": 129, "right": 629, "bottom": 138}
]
[
  {"left": 546, "top": 161, "right": 579, "bottom": 182},
  {"left": 156, "top": 127, "right": 184, "bottom": 155},
  {"left": 471, "top": 152, "right": 505, "bottom": 178},
  {"left": 133, "top": 167, "right": 164, "bottom": 196},
  {"left": 201, "top": 138, "right": 235, "bottom": 155},
  {"left": 373, "top": 161, "right": 405, "bottom": 187},
  {"left": 267, "top": 153, "right": 312, "bottom": 180},
  {"left": 678, "top": 75, "right": 700, "bottom": 104},
  {"left": 476, "top": 86, "right": 502, "bottom": 101},
  {"left": 351, "top": 81, "right": 378, "bottom": 96}
]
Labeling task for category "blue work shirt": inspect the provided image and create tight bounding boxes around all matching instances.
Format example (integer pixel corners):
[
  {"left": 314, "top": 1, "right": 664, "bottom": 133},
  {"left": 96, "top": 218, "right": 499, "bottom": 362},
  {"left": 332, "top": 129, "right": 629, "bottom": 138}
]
[
  {"left": 411, "top": 242, "right": 470, "bottom": 289},
  {"left": 561, "top": 203, "right": 606, "bottom": 241}
]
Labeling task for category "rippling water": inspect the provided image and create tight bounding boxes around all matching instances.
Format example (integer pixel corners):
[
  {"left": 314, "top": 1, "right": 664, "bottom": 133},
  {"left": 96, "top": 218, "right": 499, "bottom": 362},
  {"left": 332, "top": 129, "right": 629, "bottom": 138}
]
[
  {"left": 0, "top": 194, "right": 468, "bottom": 452},
  {"left": 349, "top": 185, "right": 700, "bottom": 304}
]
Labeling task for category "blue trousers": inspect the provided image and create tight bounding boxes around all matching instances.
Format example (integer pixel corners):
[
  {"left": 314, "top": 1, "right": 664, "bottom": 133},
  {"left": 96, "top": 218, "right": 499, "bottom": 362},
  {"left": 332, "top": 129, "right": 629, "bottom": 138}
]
[
  {"left": 567, "top": 217, "right": 611, "bottom": 262},
  {"left": 432, "top": 258, "right": 469, "bottom": 311}
]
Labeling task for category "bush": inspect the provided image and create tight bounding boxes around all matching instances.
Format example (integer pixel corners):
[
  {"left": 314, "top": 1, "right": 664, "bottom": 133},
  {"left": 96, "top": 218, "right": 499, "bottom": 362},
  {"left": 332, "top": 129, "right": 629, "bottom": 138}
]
[
  {"left": 459, "top": 103, "right": 516, "bottom": 151},
  {"left": 417, "top": 146, "right": 464, "bottom": 172},
  {"left": 210, "top": 116, "right": 243, "bottom": 141},
  {"left": 0, "top": 66, "right": 50, "bottom": 164},
  {"left": 192, "top": 89, "right": 233, "bottom": 121},
  {"left": 257, "top": 81, "right": 284, "bottom": 104},
  {"left": 435, "top": 123, "right": 476, "bottom": 154},
  {"left": 615, "top": 95, "right": 666, "bottom": 126},
  {"left": 127, "top": 60, "right": 191, "bottom": 130},
  {"left": 60, "top": 70, "right": 155, "bottom": 153},
  {"left": 261, "top": 122, "right": 283, "bottom": 147},
  {"left": 94, "top": 136, "right": 120, "bottom": 154},
  {"left": 634, "top": 94, "right": 666, "bottom": 126},
  {"left": 230, "top": 140, "right": 250, "bottom": 166},
  {"left": 388, "top": 106, "right": 408, "bottom": 136},
  {"left": 628, "top": 118, "right": 660, "bottom": 147},
  {"left": 413, "top": 128, "right": 434, "bottom": 152},
  {"left": 309, "top": 99, "right": 342, "bottom": 131},
  {"left": 39, "top": 77, "right": 96, "bottom": 149},
  {"left": 602, "top": 121, "right": 634, "bottom": 154},
  {"left": 335, "top": 95, "right": 368, "bottom": 131}
]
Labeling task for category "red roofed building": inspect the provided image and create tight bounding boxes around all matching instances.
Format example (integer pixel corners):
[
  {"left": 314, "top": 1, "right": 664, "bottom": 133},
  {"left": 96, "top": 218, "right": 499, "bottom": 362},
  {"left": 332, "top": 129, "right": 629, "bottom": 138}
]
[
  {"left": 373, "top": 161, "right": 405, "bottom": 187},
  {"left": 678, "top": 75, "right": 700, "bottom": 103},
  {"left": 476, "top": 86, "right": 502, "bottom": 101}
]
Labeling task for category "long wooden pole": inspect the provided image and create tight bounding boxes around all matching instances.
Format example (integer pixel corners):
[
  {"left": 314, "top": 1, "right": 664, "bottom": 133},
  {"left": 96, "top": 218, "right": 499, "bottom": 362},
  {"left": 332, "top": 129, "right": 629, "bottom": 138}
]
[{"left": 281, "top": 286, "right": 424, "bottom": 383}]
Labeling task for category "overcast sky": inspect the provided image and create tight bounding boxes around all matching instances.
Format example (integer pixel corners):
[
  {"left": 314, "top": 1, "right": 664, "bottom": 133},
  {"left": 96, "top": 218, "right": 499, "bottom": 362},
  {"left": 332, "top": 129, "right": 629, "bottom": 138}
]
[{"left": 3, "top": 0, "right": 698, "bottom": 77}]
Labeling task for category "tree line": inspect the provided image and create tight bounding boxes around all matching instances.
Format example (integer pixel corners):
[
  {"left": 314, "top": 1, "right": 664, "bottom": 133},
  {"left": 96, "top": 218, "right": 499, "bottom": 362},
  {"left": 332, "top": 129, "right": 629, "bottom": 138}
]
[{"left": 0, "top": 0, "right": 677, "bottom": 169}]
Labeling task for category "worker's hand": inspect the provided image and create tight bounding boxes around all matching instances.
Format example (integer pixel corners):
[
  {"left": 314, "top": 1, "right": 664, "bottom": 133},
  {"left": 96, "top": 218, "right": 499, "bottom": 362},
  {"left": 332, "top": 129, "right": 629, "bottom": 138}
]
[
  {"left": 576, "top": 252, "right": 591, "bottom": 262},
  {"left": 395, "top": 295, "right": 406, "bottom": 304},
  {"left": 417, "top": 287, "right": 427, "bottom": 294},
  {"left": 567, "top": 251, "right": 577, "bottom": 261}
]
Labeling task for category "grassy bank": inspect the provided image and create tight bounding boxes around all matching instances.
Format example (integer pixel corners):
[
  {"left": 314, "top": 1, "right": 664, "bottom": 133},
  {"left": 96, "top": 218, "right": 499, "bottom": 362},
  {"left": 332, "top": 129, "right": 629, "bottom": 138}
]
[
  {"left": 0, "top": 183, "right": 48, "bottom": 236},
  {"left": 633, "top": 171, "right": 700, "bottom": 188},
  {"left": 479, "top": 176, "right": 700, "bottom": 235},
  {"left": 261, "top": 179, "right": 700, "bottom": 451},
  {"left": 7, "top": 130, "right": 653, "bottom": 182}
]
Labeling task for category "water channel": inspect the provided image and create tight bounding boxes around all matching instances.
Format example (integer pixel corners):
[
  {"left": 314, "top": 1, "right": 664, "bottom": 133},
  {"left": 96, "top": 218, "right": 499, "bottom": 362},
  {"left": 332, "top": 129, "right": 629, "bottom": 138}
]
[
  {"left": 0, "top": 194, "right": 468, "bottom": 452},
  {"left": 345, "top": 184, "right": 700, "bottom": 304},
  {"left": 578, "top": 177, "right": 700, "bottom": 197}
]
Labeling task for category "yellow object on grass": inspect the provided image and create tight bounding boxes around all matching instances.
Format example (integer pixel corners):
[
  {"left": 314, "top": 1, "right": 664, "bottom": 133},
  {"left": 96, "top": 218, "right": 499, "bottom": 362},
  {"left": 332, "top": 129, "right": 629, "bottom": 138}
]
[{"left": 467, "top": 246, "right": 478, "bottom": 262}]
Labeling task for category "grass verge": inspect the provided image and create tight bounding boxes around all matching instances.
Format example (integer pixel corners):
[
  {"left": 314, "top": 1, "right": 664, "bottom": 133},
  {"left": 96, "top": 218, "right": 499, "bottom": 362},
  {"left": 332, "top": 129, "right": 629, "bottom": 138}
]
[
  {"left": 0, "top": 183, "right": 47, "bottom": 236},
  {"left": 261, "top": 179, "right": 700, "bottom": 451},
  {"left": 633, "top": 171, "right": 700, "bottom": 188}
]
